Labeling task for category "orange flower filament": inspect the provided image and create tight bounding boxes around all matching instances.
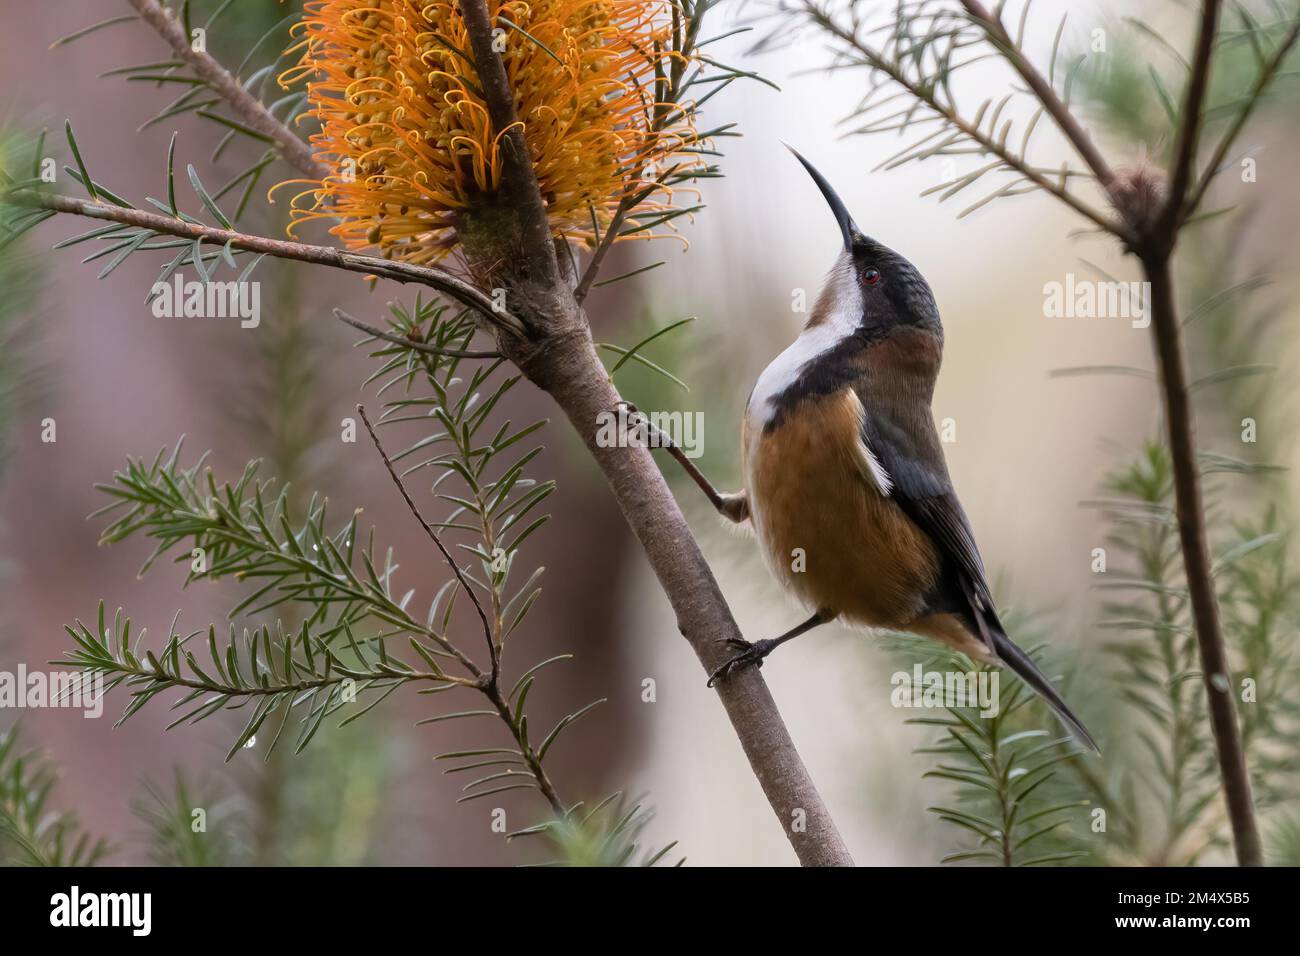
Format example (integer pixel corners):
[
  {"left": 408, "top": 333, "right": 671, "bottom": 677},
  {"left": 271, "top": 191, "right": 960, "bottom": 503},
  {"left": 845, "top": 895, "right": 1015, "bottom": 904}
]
[{"left": 281, "top": 0, "right": 701, "bottom": 266}]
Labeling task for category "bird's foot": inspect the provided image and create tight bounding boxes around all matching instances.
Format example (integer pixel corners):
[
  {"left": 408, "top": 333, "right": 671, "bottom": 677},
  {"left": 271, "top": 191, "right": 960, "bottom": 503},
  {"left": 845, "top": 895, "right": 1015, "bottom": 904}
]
[{"left": 706, "top": 637, "right": 777, "bottom": 687}]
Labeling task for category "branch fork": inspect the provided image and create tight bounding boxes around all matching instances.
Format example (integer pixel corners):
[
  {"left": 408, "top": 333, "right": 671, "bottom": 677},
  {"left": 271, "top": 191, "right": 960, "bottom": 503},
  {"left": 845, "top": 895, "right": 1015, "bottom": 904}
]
[{"left": 5, "top": 0, "right": 864, "bottom": 866}]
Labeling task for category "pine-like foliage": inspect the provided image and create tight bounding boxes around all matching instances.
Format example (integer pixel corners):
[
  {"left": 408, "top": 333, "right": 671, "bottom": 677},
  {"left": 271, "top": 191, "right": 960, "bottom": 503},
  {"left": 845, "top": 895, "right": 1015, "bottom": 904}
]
[
  {"left": 1074, "top": 439, "right": 1297, "bottom": 864},
  {"left": 887, "top": 615, "right": 1090, "bottom": 867},
  {"left": 0, "top": 0, "right": 701, "bottom": 864},
  {"left": 0, "top": 726, "right": 109, "bottom": 867},
  {"left": 133, "top": 772, "right": 243, "bottom": 867},
  {"left": 48, "top": 290, "right": 677, "bottom": 861},
  {"left": 47, "top": 2, "right": 314, "bottom": 223},
  {"left": 0, "top": 132, "right": 45, "bottom": 472},
  {"left": 785, "top": 0, "right": 1300, "bottom": 866},
  {"left": 530, "top": 793, "right": 684, "bottom": 866},
  {"left": 754, "top": 0, "right": 1117, "bottom": 230}
]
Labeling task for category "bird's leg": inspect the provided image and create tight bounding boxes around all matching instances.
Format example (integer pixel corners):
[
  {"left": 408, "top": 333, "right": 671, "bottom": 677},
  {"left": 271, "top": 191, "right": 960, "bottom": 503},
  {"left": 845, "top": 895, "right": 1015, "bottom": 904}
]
[
  {"left": 617, "top": 402, "right": 749, "bottom": 523},
  {"left": 707, "top": 611, "right": 833, "bottom": 687}
]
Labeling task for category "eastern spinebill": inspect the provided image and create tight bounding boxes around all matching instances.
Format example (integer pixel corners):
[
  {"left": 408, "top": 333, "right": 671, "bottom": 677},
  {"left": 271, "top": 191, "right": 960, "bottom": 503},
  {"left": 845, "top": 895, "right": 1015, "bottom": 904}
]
[{"left": 655, "top": 146, "right": 1097, "bottom": 753}]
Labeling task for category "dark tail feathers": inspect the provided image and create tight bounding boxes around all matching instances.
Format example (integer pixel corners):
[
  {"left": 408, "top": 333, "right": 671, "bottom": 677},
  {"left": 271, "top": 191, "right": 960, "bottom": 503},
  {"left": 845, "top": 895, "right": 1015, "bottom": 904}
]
[{"left": 988, "top": 629, "right": 1099, "bottom": 755}]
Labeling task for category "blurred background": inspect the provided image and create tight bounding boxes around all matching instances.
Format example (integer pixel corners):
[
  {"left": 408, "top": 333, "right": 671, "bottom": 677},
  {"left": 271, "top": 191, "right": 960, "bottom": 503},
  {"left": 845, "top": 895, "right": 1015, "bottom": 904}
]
[{"left": 1, "top": 0, "right": 1297, "bottom": 865}]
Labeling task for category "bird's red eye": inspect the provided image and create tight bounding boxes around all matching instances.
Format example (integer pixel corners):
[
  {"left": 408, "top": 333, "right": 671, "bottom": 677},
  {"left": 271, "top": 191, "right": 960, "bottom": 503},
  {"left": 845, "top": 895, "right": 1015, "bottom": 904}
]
[{"left": 863, "top": 268, "right": 881, "bottom": 286}]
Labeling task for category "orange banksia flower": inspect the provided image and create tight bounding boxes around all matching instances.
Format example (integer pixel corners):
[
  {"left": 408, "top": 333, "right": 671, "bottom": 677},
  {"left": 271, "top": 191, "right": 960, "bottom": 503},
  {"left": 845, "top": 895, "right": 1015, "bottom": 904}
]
[{"left": 280, "top": 0, "right": 703, "bottom": 267}]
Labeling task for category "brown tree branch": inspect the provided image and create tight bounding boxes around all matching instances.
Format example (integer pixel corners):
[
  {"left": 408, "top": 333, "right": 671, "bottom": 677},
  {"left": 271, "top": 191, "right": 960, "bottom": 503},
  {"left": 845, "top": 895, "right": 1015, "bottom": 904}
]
[
  {"left": 1181, "top": 17, "right": 1300, "bottom": 225},
  {"left": 2, "top": 188, "right": 525, "bottom": 337},
  {"left": 513, "top": 324, "right": 855, "bottom": 865},
  {"left": 452, "top": 0, "right": 854, "bottom": 864},
  {"left": 1139, "top": 252, "right": 1261, "bottom": 866},
  {"left": 1157, "top": 0, "right": 1222, "bottom": 238},
  {"left": 796, "top": 0, "right": 1129, "bottom": 239},
  {"left": 1131, "top": 0, "right": 1262, "bottom": 868},
  {"left": 803, "top": 0, "right": 1264, "bottom": 866},
  {"left": 126, "top": 0, "right": 330, "bottom": 181},
  {"left": 958, "top": 0, "right": 1119, "bottom": 196}
]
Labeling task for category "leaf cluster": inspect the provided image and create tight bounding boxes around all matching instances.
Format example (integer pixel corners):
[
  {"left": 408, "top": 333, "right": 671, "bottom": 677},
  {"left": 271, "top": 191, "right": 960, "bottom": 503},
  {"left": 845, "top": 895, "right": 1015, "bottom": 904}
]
[
  {"left": 0, "top": 725, "right": 109, "bottom": 867},
  {"left": 886, "top": 625, "right": 1090, "bottom": 867},
  {"left": 523, "top": 792, "right": 685, "bottom": 867},
  {"left": 50, "top": 1, "right": 308, "bottom": 220},
  {"left": 758, "top": 0, "right": 1100, "bottom": 222},
  {"left": 0, "top": 121, "right": 272, "bottom": 298}
]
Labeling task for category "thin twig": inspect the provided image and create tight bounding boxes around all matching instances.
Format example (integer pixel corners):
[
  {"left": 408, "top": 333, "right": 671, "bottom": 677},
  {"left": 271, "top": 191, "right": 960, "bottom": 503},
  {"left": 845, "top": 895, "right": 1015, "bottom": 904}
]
[
  {"left": 126, "top": 0, "right": 329, "bottom": 181},
  {"left": 799, "top": 1, "right": 1128, "bottom": 238},
  {"left": 3, "top": 188, "right": 525, "bottom": 337},
  {"left": 959, "top": 0, "right": 1118, "bottom": 195},
  {"left": 454, "top": 0, "right": 854, "bottom": 866},
  {"left": 1157, "top": 0, "right": 1223, "bottom": 238},
  {"left": 1181, "top": 18, "right": 1300, "bottom": 225},
  {"left": 1134, "top": 0, "right": 1263, "bottom": 870},
  {"left": 573, "top": 166, "right": 683, "bottom": 301},
  {"left": 574, "top": 200, "right": 632, "bottom": 302},
  {"left": 357, "top": 404, "right": 497, "bottom": 671},
  {"left": 334, "top": 309, "right": 503, "bottom": 359},
  {"left": 359, "top": 406, "right": 565, "bottom": 814},
  {"left": 574, "top": 147, "right": 684, "bottom": 303},
  {"left": 1141, "top": 251, "right": 1261, "bottom": 867}
]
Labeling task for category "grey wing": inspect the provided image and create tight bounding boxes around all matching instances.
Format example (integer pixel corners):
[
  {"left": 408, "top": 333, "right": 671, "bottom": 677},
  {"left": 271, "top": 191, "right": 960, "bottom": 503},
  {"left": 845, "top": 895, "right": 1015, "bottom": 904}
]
[{"left": 861, "top": 406, "right": 1003, "bottom": 646}]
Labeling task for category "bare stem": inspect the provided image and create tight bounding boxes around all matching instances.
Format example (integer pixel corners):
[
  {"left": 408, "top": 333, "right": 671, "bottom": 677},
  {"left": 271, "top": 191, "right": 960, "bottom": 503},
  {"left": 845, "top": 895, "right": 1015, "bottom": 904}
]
[
  {"left": 126, "top": 0, "right": 329, "bottom": 181},
  {"left": 958, "top": 0, "right": 1118, "bottom": 193},
  {"left": 358, "top": 406, "right": 565, "bottom": 814},
  {"left": 453, "top": 0, "right": 854, "bottom": 865},
  {"left": 2, "top": 188, "right": 524, "bottom": 336},
  {"left": 458, "top": 0, "right": 562, "bottom": 289},
  {"left": 1158, "top": 0, "right": 1222, "bottom": 237},
  {"left": 798, "top": 0, "right": 1128, "bottom": 238},
  {"left": 1139, "top": 251, "right": 1261, "bottom": 866},
  {"left": 1133, "top": 0, "right": 1262, "bottom": 868},
  {"left": 1181, "top": 18, "right": 1300, "bottom": 224},
  {"left": 574, "top": 200, "right": 632, "bottom": 302},
  {"left": 358, "top": 404, "right": 497, "bottom": 663}
]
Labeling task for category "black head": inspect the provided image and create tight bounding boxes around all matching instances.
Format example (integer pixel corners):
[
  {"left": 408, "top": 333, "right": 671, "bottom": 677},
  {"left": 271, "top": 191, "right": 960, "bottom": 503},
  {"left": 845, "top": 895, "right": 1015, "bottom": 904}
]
[{"left": 786, "top": 145, "right": 940, "bottom": 337}]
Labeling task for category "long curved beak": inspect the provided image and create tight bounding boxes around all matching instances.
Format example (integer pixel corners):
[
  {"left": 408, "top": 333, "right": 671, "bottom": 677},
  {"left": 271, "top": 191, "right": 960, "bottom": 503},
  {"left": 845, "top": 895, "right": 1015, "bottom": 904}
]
[{"left": 784, "top": 144, "right": 860, "bottom": 252}]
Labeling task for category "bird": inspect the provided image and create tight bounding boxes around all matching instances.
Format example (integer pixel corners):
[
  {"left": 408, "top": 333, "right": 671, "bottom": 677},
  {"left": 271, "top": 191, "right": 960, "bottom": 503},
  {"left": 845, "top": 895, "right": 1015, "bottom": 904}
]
[{"left": 642, "top": 146, "right": 1097, "bottom": 753}]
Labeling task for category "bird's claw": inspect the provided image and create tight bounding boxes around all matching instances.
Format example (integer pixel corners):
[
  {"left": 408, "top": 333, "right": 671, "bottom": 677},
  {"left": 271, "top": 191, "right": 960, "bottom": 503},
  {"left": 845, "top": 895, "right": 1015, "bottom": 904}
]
[{"left": 707, "top": 638, "right": 769, "bottom": 687}]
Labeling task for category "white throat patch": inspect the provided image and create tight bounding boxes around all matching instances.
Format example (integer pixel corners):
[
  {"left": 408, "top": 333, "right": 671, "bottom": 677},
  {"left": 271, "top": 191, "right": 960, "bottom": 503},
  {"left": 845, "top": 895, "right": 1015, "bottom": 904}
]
[{"left": 747, "top": 251, "right": 862, "bottom": 428}]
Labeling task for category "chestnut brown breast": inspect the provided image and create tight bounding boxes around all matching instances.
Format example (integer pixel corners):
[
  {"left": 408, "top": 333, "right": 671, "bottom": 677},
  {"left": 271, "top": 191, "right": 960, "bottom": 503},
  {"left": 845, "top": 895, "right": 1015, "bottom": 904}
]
[{"left": 743, "top": 387, "right": 939, "bottom": 629}]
